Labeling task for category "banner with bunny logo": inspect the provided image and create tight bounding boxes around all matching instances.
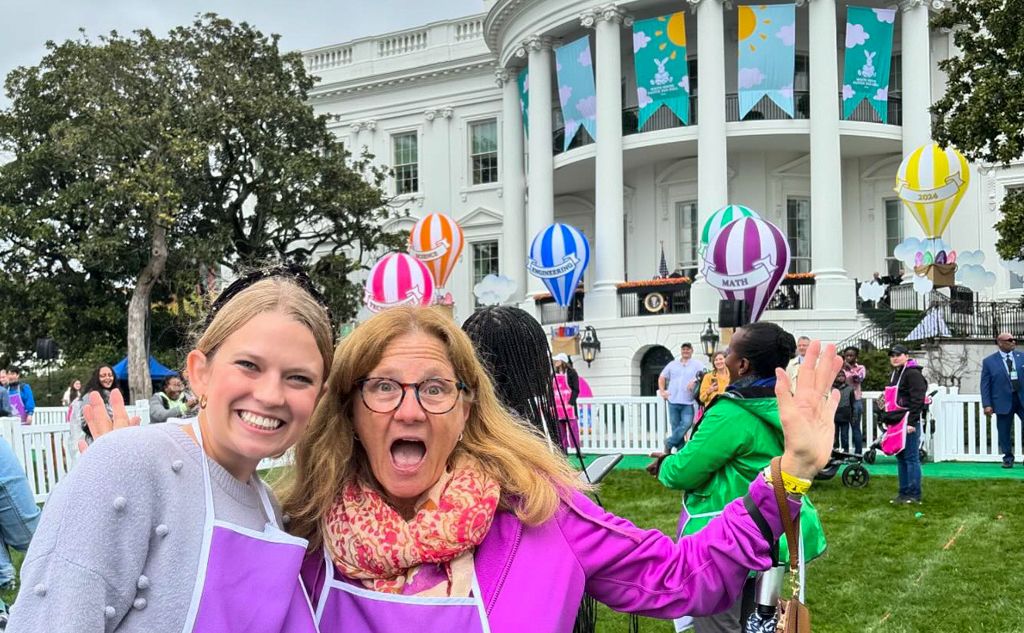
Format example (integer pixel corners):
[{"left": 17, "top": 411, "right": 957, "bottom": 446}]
[
  {"left": 632, "top": 12, "right": 690, "bottom": 129},
  {"left": 842, "top": 6, "right": 896, "bottom": 123}
]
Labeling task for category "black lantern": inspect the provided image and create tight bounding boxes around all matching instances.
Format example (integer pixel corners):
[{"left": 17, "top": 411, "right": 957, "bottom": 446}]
[
  {"left": 580, "top": 326, "right": 601, "bottom": 367},
  {"left": 700, "top": 318, "right": 720, "bottom": 358}
]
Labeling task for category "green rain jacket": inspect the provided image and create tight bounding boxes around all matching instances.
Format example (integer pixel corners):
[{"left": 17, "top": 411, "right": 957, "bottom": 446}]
[{"left": 658, "top": 392, "right": 827, "bottom": 564}]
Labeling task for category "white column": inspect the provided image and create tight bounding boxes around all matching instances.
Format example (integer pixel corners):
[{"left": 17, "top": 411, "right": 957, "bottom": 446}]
[
  {"left": 688, "top": 0, "right": 729, "bottom": 317},
  {"left": 524, "top": 36, "right": 555, "bottom": 296},
  {"left": 583, "top": 5, "right": 631, "bottom": 320},
  {"left": 900, "top": 0, "right": 935, "bottom": 241},
  {"left": 809, "top": 0, "right": 854, "bottom": 311},
  {"left": 497, "top": 69, "right": 527, "bottom": 302},
  {"left": 422, "top": 108, "right": 452, "bottom": 207}
]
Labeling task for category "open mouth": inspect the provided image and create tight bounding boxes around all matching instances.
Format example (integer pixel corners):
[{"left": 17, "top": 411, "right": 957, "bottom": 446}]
[
  {"left": 390, "top": 438, "right": 427, "bottom": 470},
  {"left": 238, "top": 411, "right": 284, "bottom": 431}
]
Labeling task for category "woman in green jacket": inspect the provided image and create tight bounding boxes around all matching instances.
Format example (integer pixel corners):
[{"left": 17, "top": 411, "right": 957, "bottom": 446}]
[{"left": 649, "top": 322, "right": 827, "bottom": 633}]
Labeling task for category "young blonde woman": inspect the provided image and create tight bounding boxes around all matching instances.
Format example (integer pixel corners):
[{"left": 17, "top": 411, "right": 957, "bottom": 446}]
[
  {"left": 281, "top": 307, "right": 841, "bottom": 633},
  {"left": 9, "top": 269, "right": 333, "bottom": 633},
  {"left": 699, "top": 351, "right": 731, "bottom": 407}
]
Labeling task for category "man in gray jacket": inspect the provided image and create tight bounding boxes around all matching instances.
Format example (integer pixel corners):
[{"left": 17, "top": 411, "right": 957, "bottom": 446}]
[{"left": 148, "top": 375, "right": 197, "bottom": 423}]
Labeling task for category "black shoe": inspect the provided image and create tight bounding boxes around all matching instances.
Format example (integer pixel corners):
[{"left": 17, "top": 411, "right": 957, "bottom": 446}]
[
  {"left": 890, "top": 495, "right": 906, "bottom": 504},
  {"left": 905, "top": 497, "right": 922, "bottom": 504}
]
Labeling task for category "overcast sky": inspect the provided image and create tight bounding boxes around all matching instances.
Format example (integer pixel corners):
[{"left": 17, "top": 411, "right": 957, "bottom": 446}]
[{"left": 0, "top": 0, "right": 484, "bottom": 104}]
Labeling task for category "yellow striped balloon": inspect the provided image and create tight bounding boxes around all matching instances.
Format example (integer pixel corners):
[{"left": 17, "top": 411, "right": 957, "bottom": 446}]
[{"left": 895, "top": 142, "right": 970, "bottom": 239}]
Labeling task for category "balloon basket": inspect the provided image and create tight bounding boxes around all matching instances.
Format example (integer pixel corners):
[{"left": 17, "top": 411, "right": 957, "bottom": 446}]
[
  {"left": 550, "top": 323, "right": 581, "bottom": 357},
  {"left": 913, "top": 263, "right": 956, "bottom": 288}
]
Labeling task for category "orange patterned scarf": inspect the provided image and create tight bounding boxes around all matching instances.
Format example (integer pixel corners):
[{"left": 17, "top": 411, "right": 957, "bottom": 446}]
[{"left": 324, "top": 455, "right": 500, "bottom": 596}]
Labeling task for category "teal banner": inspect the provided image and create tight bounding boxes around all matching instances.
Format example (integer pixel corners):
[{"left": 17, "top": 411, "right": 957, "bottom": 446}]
[
  {"left": 737, "top": 4, "right": 796, "bottom": 118},
  {"left": 632, "top": 12, "right": 690, "bottom": 129},
  {"left": 842, "top": 6, "right": 896, "bottom": 123},
  {"left": 554, "top": 36, "right": 598, "bottom": 150},
  {"left": 517, "top": 68, "right": 529, "bottom": 136}
]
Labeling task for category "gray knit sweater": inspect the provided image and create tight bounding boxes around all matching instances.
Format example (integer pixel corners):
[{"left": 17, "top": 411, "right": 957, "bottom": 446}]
[{"left": 8, "top": 423, "right": 283, "bottom": 632}]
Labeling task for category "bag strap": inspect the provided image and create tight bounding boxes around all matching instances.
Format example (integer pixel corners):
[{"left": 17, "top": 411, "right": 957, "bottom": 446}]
[{"left": 770, "top": 457, "right": 801, "bottom": 576}]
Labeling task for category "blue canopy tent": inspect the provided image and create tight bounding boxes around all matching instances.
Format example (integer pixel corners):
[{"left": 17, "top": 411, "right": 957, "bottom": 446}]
[{"left": 112, "top": 356, "right": 178, "bottom": 381}]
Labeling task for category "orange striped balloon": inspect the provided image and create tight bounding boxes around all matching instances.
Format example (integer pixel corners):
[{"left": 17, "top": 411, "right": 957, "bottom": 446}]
[{"left": 408, "top": 212, "right": 465, "bottom": 289}]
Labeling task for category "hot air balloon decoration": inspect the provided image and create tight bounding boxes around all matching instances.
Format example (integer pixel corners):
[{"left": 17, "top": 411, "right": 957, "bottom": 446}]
[
  {"left": 699, "top": 204, "right": 761, "bottom": 257},
  {"left": 896, "top": 142, "right": 970, "bottom": 239},
  {"left": 528, "top": 223, "right": 590, "bottom": 309},
  {"left": 364, "top": 253, "right": 435, "bottom": 313},
  {"left": 408, "top": 212, "right": 464, "bottom": 305},
  {"left": 702, "top": 215, "right": 791, "bottom": 324}
]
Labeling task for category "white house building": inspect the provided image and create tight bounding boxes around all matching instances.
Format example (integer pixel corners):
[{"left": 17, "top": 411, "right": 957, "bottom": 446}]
[{"left": 302, "top": 0, "right": 1024, "bottom": 396}]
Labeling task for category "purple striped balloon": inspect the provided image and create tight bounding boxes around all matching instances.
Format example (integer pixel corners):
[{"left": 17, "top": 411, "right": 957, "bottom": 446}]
[{"left": 702, "top": 216, "right": 791, "bottom": 323}]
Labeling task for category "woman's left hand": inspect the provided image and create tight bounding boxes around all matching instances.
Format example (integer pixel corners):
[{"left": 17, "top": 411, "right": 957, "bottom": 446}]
[
  {"left": 79, "top": 389, "right": 141, "bottom": 453},
  {"left": 775, "top": 340, "right": 842, "bottom": 480}
]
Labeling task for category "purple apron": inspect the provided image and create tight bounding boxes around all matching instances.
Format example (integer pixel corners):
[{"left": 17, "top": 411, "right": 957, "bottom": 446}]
[
  {"left": 180, "top": 420, "right": 317, "bottom": 633},
  {"left": 313, "top": 547, "right": 491, "bottom": 633},
  {"left": 8, "top": 387, "right": 28, "bottom": 424}
]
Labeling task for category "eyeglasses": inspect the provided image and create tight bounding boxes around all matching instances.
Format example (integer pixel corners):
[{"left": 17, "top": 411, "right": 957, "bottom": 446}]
[
  {"left": 1000, "top": 338, "right": 1016, "bottom": 343},
  {"left": 356, "top": 377, "right": 468, "bottom": 415}
]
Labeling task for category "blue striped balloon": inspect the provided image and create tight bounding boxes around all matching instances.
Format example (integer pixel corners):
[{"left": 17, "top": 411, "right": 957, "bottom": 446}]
[{"left": 527, "top": 223, "right": 591, "bottom": 308}]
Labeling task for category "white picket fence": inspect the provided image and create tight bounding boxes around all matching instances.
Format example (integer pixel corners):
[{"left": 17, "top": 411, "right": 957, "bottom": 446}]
[{"left": 1, "top": 403, "right": 291, "bottom": 503}]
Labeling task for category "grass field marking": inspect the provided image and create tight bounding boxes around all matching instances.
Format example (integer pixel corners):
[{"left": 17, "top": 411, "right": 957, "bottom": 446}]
[
  {"left": 862, "top": 514, "right": 987, "bottom": 633},
  {"left": 942, "top": 523, "right": 965, "bottom": 551}
]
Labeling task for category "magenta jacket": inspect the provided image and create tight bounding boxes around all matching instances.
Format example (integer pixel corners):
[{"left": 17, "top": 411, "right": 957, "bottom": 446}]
[{"left": 301, "top": 476, "right": 798, "bottom": 632}]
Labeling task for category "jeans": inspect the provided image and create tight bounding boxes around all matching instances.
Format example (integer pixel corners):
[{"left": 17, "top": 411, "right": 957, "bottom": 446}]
[
  {"left": 836, "top": 401, "right": 865, "bottom": 454},
  {"left": 896, "top": 426, "right": 922, "bottom": 500},
  {"left": 666, "top": 403, "right": 695, "bottom": 453},
  {"left": 0, "top": 439, "right": 40, "bottom": 610},
  {"left": 995, "top": 394, "right": 1024, "bottom": 464}
]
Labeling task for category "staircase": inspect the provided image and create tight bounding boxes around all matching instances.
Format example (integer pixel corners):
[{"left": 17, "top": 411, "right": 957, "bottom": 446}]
[{"left": 837, "top": 305, "right": 926, "bottom": 351}]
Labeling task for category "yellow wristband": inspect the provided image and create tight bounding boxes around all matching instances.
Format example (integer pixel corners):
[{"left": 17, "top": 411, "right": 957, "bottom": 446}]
[{"left": 763, "top": 465, "right": 812, "bottom": 496}]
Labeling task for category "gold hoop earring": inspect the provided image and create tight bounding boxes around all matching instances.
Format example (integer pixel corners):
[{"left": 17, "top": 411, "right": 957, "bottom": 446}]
[{"left": 199, "top": 394, "right": 208, "bottom": 409}]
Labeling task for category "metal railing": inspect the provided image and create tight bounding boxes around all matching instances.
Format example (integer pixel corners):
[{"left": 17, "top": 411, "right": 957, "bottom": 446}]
[
  {"left": 536, "top": 291, "right": 585, "bottom": 324},
  {"left": 766, "top": 277, "right": 815, "bottom": 311},
  {"left": 617, "top": 281, "right": 691, "bottom": 317}
]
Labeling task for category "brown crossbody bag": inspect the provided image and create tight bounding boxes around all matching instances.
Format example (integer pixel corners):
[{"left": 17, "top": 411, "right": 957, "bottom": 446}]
[{"left": 770, "top": 457, "right": 811, "bottom": 633}]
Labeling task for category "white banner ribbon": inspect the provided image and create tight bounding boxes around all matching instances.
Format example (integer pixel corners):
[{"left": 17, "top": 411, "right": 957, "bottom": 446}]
[
  {"left": 527, "top": 255, "right": 580, "bottom": 279},
  {"left": 364, "top": 288, "right": 424, "bottom": 311},
  {"left": 410, "top": 239, "right": 450, "bottom": 261},
  {"left": 897, "top": 174, "right": 963, "bottom": 204},
  {"left": 703, "top": 260, "right": 773, "bottom": 292}
]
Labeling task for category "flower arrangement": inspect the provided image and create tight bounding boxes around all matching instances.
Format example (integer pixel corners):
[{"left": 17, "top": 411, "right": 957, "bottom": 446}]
[{"left": 616, "top": 277, "right": 692, "bottom": 289}]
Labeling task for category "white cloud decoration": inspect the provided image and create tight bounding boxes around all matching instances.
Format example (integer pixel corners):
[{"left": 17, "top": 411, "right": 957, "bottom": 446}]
[
  {"left": 956, "top": 264, "right": 997, "bottom": 289},
  {"left": 858, "top": 280, "right": 886, "bottom": 302},
  {"left": 912, "top": 274, "right": 934, "bottom": 295},
  {"left": 473, "top": 274, "right": 518, "bottom": 306}
]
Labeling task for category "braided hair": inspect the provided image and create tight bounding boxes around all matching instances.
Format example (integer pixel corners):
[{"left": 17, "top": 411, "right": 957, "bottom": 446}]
[
  {"left": 462, "top": 306, "right": 561, "bottom": 444},
  {"left": 733, "top": 321, "right": 797, "bottom": 378}
]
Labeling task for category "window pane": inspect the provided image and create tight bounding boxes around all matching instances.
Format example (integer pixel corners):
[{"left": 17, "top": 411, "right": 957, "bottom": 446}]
[
  {"left": 787, "top": 198, "right": 812, "bottom": 273},
  {"left": 472, "top": 240, "right": 500, "bottom": 307},
  {"left": 393, "top": 133, "right": 418, "bottom": 194},
  {"left": 676, "top": 201, "right": 698, "bottom": 274},
  {"left": 471, "top": 120, "right": 497, "bottom": 154},
  {"left": 470, "top": 120, "right": 499, "bottom": 185}
]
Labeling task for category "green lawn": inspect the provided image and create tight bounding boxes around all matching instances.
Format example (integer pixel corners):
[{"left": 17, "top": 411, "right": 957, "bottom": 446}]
[
  {"left": 593, "top": 470, "right": 1024, "bottom": 633},
  {"left": 4, "top": 471, "right": 1022, "bottom": 632}
]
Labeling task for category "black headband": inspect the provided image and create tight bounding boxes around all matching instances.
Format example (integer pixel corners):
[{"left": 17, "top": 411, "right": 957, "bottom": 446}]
[{"left": 204, "top": 264, "right": 334, "bottom": 334}]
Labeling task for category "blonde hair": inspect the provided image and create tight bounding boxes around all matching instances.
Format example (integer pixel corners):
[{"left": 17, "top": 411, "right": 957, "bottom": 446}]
[
  {"left": 280, "top": 306, "right": 584, "bottom": 548},
  {"left": 195, "top": 276, "right": 334, "bottom": 379}
]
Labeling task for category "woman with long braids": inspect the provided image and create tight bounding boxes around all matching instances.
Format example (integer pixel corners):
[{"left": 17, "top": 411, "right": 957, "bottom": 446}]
[{"left": 649, "top": 321, "right": 828, "bottom": 633}]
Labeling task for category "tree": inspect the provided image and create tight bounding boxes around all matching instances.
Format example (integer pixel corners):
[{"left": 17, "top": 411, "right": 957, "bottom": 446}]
[
  {"left": 0, "top": 15, "right": 401, "bottom": 397},
  {"left": 931, "top": 0, "right": 1024, "bottom": 260}
]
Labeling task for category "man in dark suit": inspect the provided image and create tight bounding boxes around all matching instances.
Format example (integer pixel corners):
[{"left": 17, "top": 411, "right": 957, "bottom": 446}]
[{"left": 980, "top": 332, "right": 1024, "bottom": 468}]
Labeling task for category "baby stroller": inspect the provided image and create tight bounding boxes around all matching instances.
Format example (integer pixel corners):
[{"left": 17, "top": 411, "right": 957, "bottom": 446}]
[
  {"left": 864, "top": 390, "right": 937, "bottom": 464},
  {"left": 814, "top": 448, "right": 870, "bottom": 488}
]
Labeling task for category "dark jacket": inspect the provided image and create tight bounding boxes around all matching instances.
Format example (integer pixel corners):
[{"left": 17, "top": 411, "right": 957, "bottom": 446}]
[
  {"left": 833, "top": 383, "right": 855, "bottom": 425},
  {"left": 887, "top": 363, "right": 927, "bottom": 425},
  {"left": 565, "top": 366, "right": 580, "bottom": 407}
]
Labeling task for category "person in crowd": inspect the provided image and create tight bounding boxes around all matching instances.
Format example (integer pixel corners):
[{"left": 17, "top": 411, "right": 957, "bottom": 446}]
[
  {"left": 551, "top": 353, "right": 581, "bottom": 452},
  {"left": 0, "top": 435, "right": 41, "bottom": 628},
  {"left": 149, "top": 375, "right": 199, "bottom": 423},
  {"left": 658, "top": 343, "right": 704, "bottom": 453},
  {"left": 648, "top": 322, "right": 828, "bottom": 633},
  {"left": 69, "top": 365, "right": 121, "bottom": 452},
  {"left": 0, "top": 371, "right": 10, "bottom": 418},
  {"left": 5, "top": 367, "right": 35, "bottom": 425},
  {"left": 885, "top": 344, "right": 927, "bottom": 504},
  {"left": 980, "top": 332, "right": 1024, "bottom": 468},
  {"left": 281, "top": 307, "right": 840, "bottom": 632},
  {"left": 840, "top": 346, "right": 866, "bottom": 455},
  {"left": 832, "top": 371, "right": 858, "bottom": 453},
  {"left": 460, "top": 306, "right": 561, "bottom": 444},
  {"left": 8, "top": 268, "right": 334, "bottom": 632},
  {"left": 62, "top": 379, "right": 83, "bottom": 408},
  {"left": 785, "top": 336, "right": 811, "bottom": 386},
  {"left": 698, "top": 351, "right": 730, "bottom": 408}
]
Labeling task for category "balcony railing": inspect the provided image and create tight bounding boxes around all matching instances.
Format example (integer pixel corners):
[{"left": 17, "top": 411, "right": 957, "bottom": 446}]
[
  {"left": 617, "top": 279, "right": 692, "bottom": 317},
  {"left": 536, "top": 291, "right": 585, "bottom": 324},
  {"left": 552, "top": 92, "right": 903, "bottom": 155},
  {"left": 767, "top": 276, "right": 815, "bottom": 311}
]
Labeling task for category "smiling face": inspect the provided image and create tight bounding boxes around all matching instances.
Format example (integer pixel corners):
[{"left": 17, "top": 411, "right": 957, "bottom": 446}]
[
  {"left": 352, "top": 331, "right": 470, "bottom": 517},
  {"left": 98, "top": 366, "right": 115, "bottom": 389},
  {"left": 713, "top": 353, "right": 727, "bottom": 371},
  {"left": 997, "top": 333, "right": 1016, "bottom": 354},
  {"left": 187, "top": 311, "right": 324, "bottom": 481},
  {"left": 164, "top": 377, "right": 184, "bottom": 400}
]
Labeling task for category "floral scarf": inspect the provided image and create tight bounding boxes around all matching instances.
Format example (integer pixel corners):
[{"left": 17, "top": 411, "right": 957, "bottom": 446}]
[{"left": 324, "top": 455, "right": 500, "bottom": 597}]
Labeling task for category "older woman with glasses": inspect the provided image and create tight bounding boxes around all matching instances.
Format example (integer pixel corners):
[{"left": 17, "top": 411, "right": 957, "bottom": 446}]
[{"left": 280, "top": 307, "right": 842, "bottom": 633}]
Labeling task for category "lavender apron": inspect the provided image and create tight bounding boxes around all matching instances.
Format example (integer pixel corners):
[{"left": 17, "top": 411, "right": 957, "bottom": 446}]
[
  {"left": 313, "top": 547, "right": 491, "bottom": 633},
  {"left": 8, "top": 387, "right": 28, "bottom": 424},
  {"left": 179, "top": 419, "right": 317, "bottom": 633}
]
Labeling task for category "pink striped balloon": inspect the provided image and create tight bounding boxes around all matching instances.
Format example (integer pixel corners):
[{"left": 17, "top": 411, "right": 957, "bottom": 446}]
[
  {"left": 364, "top": 253, "right": 435, "bottom": 313},
  {"left": 703, "top": 216, "right": 791, "bottom": 323},
  {"left": 408, "top": 213, "right": 465, "bottom": 289}
]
